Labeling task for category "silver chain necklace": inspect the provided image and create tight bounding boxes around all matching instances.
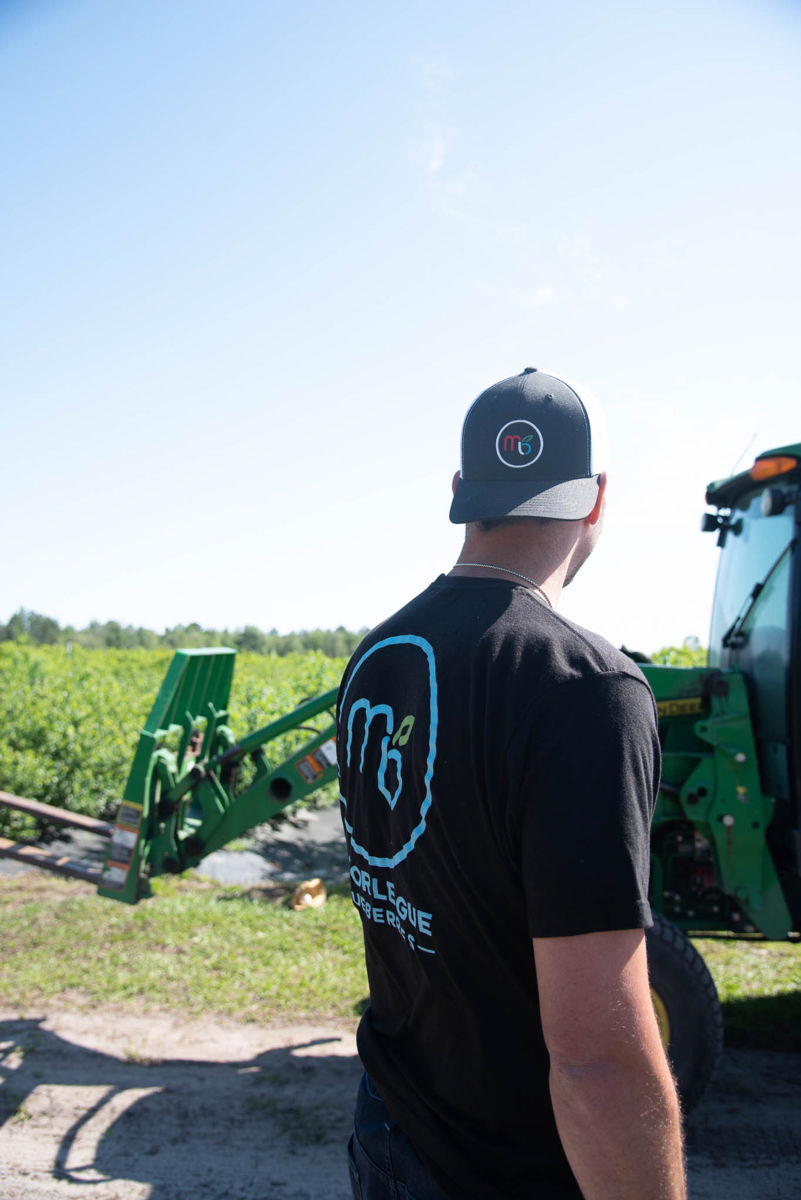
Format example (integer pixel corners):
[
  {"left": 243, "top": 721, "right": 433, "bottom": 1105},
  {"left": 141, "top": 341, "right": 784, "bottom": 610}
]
[{"left": 453, "top": 562, "right": 553, "bottom": 609}]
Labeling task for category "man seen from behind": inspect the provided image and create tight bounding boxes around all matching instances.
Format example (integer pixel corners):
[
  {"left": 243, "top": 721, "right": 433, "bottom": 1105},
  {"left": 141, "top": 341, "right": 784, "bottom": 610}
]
[{"left": 336, "top": 367, "right": 685, "bottom": 1200}]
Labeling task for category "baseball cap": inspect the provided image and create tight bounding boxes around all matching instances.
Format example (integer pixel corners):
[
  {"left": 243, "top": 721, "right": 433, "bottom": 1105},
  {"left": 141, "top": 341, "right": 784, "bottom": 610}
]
[{"left": 449, "top": 367, "right": 608, "bottom": 524}]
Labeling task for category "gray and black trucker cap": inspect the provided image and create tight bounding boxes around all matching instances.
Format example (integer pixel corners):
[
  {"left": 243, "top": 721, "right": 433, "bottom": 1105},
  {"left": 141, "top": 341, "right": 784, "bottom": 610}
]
[{"left": 449, "top": 367, "right": 608, "bottom": 524}]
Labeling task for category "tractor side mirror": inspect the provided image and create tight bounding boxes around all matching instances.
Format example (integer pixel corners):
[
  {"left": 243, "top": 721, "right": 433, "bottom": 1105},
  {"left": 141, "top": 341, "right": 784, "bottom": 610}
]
[{"left": 701, "top": 511, "right": 743, "bottom": 547}]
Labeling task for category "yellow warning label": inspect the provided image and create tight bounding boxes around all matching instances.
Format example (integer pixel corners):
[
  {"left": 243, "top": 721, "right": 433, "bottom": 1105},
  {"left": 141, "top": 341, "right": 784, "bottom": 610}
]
[
  {"left": 114, "top": 801, "right": 143, "bottom": 831},
  {"left": 656, "top": 697, "right": 704, "bottom": 719}
]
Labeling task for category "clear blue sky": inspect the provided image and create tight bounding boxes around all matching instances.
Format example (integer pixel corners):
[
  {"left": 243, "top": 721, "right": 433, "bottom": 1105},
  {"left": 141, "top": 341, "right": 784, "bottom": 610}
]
[{"left": 2, "top": 0, "right": 799, "bottom": 652}]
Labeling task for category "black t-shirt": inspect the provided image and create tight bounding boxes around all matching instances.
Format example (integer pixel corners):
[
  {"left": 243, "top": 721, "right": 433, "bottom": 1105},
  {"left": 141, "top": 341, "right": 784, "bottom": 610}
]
[{"left": 336, "top": 575, "right": 660, "bottom": 1200}]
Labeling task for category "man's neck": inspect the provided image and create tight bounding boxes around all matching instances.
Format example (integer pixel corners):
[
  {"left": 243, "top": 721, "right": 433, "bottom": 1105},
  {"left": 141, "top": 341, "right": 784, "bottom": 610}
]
[{"left": 451, "top": 523, "right": 586, "bottom": 611}]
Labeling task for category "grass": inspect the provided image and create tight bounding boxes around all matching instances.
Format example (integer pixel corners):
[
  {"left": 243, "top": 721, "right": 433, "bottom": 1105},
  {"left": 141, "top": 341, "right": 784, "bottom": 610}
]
[
  {"left": 1, "top": 872, "right": 799, "bottom": 1050},
  {"left": 0, "top": 872, "right": 368, "bottom": 1025},
  {"left": 693, "top": 933, "right": 801, "bottom": 1050}
]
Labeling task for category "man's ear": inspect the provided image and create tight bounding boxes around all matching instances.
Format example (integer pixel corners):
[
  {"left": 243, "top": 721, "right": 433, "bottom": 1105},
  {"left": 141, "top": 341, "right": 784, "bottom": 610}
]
[
  {"left": 452, "top": 470, "right": 461, "bottom": 496},
  {"left": 587, "top": 472, "right": 607, "bottom": 526}
]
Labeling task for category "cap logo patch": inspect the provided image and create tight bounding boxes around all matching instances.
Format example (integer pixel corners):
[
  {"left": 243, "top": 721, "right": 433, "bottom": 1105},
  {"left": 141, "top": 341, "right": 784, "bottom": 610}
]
[{"left": 496, "top": 420, "right": 543, "bottom": 469}]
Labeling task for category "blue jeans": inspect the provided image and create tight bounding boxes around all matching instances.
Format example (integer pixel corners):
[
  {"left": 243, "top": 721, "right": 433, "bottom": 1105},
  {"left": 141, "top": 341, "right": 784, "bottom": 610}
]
[{"left": 347, "top": 1073, "right": 452, "bottom": 1200}]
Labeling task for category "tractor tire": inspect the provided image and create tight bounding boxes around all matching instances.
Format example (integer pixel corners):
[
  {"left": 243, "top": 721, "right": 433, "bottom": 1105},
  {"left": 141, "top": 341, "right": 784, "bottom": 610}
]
[{"left": 645, "top": 914, "right": 723, "bottom": 1112}]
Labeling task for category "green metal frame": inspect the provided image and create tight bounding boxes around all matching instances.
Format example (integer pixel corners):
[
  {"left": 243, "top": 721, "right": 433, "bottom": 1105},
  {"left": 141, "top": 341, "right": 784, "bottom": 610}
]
[
  {"left": 97, "top": 648, "right": 338, "bottom": 904},
  {"left": 644, "top": 663, "right": 792, "bottom": 939}
]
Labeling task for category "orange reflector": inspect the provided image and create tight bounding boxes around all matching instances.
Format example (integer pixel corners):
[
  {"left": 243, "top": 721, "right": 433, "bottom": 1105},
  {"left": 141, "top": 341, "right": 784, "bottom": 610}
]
[{"left": 750, "top": 455, "right": 798, "bottom": 482}]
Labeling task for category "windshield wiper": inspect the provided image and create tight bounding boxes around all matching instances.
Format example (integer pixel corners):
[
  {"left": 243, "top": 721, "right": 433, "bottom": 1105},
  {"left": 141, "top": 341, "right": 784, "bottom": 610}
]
[{"left": 721, "top": 538, "right": 795, "bottom": 649}]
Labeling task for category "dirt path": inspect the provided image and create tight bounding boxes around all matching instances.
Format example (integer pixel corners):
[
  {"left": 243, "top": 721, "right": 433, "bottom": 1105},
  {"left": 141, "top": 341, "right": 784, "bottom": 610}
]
[
  {"left": 1, "top": 1008, "right": 799, "bottom": 1200},
  {"left": 0, "top": 1010, "right": 360, "bottom": 1200}
]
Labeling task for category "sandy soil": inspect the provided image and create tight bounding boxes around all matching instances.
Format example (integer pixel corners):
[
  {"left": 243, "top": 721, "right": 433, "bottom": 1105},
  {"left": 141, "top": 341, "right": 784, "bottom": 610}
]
[
  {"left": 0, "top": 1010, "right": 360, "bottom": 1200},
  {"left": 1, "top": 1007, "right": 800, "bottom": 1200}
]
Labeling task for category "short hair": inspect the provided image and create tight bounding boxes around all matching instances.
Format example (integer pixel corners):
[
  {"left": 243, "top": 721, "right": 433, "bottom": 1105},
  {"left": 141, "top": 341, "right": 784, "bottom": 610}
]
[{"left": 471, "top": 516, "right": 554, "bottom": 534}]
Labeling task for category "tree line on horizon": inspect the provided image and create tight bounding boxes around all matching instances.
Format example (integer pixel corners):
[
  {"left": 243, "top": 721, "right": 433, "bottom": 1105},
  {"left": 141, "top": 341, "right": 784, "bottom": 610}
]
[{"left": 0, "top": 608, "right": 369, "bottom": 658}]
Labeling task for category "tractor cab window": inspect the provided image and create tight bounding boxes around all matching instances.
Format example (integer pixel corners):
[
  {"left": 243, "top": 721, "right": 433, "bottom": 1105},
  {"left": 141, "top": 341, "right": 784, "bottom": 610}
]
[{"left": 709, "top": 487, "right": 795, "bottom": 799}]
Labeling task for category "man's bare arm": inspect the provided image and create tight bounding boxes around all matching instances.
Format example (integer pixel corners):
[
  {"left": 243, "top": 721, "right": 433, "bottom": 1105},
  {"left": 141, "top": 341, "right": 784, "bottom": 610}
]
[{"left": 533, "top": 928, "right": 685, "bottom": 1200}]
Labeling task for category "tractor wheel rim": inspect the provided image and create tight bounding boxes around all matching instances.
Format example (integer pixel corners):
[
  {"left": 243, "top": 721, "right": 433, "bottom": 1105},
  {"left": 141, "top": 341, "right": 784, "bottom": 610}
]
[{"left": 650, "top": 987, "right": 671, "bottom": 1049}]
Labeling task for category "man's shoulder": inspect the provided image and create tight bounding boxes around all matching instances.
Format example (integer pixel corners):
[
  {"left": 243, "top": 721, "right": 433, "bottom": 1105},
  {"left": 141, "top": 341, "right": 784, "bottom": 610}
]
[
  {"left": 339, "top": 577, "right": 650, "bottom": 699},
  {"left": 454, "top": 590, "right": 648, "bottom": 686},
  {"left": 546, "top": 613, "right": 649, "bottom": 682}
]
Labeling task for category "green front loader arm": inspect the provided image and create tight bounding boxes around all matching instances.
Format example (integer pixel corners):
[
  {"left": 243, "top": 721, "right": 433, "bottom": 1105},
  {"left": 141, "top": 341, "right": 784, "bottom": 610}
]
[{"left": 97, "top": 649, "right": 339, "bottom": 904}]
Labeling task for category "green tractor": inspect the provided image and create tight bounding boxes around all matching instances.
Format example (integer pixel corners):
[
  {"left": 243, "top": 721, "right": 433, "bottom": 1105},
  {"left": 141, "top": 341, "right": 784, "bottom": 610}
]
[
  {"left": 2, "top": 444, "right": 800, "bottom": 1111},
  {"left": 640, "top": 444, "right": 801, "bottom": 1107}
]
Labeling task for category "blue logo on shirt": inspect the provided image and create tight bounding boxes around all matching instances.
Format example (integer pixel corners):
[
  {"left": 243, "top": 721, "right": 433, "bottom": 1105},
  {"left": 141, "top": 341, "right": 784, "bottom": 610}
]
[{"left": 339, "top": 635, "right": 438, "bottom": 868}]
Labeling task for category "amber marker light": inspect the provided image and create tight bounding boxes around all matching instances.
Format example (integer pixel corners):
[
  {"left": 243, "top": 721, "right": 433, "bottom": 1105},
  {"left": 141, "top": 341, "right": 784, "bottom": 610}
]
[{"left": 750, "top": 455, "right": 799, "bottom": 482}]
